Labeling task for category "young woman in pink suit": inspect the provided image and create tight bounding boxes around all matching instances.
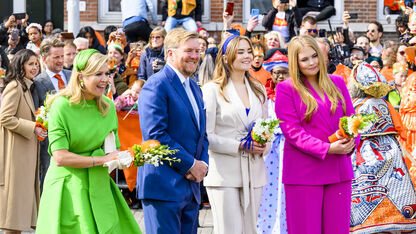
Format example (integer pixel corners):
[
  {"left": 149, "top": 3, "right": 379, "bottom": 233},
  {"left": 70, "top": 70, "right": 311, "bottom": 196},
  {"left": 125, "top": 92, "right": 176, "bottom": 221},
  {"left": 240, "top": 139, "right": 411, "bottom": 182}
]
[{"left": 275, "top": 35, "right": 358, "bottom": 234}]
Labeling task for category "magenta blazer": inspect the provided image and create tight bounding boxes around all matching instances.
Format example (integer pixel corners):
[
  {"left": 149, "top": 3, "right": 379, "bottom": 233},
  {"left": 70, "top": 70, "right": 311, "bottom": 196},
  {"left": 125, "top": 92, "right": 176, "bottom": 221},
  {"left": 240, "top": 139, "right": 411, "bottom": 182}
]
[{"left": 275, "top": 75, "right": 356, "bottom": 185}]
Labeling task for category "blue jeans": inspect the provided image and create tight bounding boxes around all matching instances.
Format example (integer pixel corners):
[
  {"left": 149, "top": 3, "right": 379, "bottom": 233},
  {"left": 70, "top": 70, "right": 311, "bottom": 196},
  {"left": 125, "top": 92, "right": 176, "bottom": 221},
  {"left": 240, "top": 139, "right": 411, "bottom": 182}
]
[{"left": 164, "top": 16, "right": 198, "bottom": 32}]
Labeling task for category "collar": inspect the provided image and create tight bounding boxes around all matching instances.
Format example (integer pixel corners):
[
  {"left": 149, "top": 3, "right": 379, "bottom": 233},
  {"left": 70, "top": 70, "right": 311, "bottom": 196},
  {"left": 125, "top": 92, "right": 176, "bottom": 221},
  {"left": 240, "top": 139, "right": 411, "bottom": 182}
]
[
  {"left": 167, "top": 63, "right": 188, "bottom": 85},
  {"left": 45, "top": 68, "right": 65, "bottom": 79}
]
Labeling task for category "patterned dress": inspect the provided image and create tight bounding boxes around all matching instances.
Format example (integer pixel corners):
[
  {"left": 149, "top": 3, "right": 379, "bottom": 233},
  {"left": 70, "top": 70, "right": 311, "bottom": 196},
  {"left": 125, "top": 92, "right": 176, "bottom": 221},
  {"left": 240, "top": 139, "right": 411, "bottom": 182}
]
[
  {"left": 350, "top": 97, "right": 416, "bottom": 233},
  {"left": 257, "top": 99, "right": 288, "bottom": 234}
]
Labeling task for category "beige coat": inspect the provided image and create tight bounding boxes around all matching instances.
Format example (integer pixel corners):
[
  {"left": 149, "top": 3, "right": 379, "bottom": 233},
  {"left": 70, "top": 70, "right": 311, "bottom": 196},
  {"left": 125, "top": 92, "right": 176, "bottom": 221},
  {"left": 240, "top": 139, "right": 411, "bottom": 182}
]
[
  {"left": 202, "top": 80, "right": 269, "bottom": 208},
  {"left": 0, "top": 78, "right": 39, "bottom": 231}
]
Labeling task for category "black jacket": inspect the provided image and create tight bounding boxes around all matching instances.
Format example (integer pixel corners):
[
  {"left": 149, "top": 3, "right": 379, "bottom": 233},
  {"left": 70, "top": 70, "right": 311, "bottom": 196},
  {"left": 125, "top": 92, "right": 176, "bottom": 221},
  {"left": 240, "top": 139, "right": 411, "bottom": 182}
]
[
  {"left": 262, "top": 7, "right": 302, "bottom": 40},
  {"left": 162, "top": 0, "right": 202, "bottom": 22}
]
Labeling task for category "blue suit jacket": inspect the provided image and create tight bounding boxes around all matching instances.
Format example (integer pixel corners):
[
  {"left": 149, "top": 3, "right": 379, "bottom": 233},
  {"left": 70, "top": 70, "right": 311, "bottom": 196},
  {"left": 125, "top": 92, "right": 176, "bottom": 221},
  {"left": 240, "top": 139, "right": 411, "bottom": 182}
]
[{"left": 137, "top": 64, "right": 209, "bottom": 203}]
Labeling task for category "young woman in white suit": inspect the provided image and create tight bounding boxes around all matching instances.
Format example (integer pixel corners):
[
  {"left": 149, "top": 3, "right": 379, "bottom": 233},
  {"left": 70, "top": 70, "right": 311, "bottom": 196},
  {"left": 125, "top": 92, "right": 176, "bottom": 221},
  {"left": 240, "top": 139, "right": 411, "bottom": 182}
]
[{"left": 202, "top": 35, "right": 269, "bottom": 234}]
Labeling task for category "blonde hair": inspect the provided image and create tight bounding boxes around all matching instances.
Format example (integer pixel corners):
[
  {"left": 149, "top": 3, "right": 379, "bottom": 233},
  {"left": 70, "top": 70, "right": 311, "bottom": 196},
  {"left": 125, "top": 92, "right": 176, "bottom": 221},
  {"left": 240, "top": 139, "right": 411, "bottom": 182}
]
[
  {"left": 264, "top": 31, "right": 286, "bottom": 49},
  {"left": 47, "top": 52, "right": 110, "bottom": 115},
  {"left": 164, "top": 28, "right": 199, "bottom": 61},
  {"left": 288, "top": 35, "right": 346, "bottom": 121},
  {"left": 148, "top": 26, "right": 167, "bottom": 49},
  {"left": 212, "top": 36, "right": 265, "bottom": 103}
]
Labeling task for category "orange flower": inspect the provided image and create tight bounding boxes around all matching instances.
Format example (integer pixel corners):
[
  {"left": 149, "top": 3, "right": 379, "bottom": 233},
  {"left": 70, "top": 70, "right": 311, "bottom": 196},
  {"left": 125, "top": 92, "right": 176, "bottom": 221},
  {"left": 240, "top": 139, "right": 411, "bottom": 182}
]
[{"left": 141, "top": 140, "right": 161, "bottom": 151}]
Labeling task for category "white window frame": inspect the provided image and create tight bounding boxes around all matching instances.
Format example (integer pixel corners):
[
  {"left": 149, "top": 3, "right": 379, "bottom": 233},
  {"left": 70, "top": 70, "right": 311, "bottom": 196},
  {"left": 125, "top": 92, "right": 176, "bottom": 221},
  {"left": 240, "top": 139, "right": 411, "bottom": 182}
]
[
  {"left": 98, "top": 0, "right": 122, "bottom": 23},
  {"left": 242, "top": 0, "right": 344, "bottom": 30},
  {"left": 151, "top": 0, "right": 210, "bottom": 23},
  {"left": 376, "top": 0, "right": 400, "bottom": 32}
]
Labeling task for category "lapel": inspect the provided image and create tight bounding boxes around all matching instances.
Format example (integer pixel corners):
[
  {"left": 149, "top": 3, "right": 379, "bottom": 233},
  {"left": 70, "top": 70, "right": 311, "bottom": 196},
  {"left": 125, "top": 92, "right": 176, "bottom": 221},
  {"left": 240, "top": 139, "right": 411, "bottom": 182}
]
[
  {"left": 23, "top": 78, "right": 36, "bottom": 117},
  {"left": 189, "top": 81, "right": 205, "bottom": 135},
  {"left": 304, "top": 78, "right": 332, "bottom": 123},
  {"left": 39, "top": 71, "right": 56, "bottom": 91},
  {"left": 166, "top": 65, "right": 200, "bottom": 131},
  {"left": 226, "top": 80, "right": 256, "bottom": 130}
]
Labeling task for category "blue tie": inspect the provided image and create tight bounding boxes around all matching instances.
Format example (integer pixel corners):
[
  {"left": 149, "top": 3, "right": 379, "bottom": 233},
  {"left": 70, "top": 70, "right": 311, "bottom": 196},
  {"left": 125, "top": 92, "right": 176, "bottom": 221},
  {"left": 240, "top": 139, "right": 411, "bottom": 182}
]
[{"left": 183, "top": 78, "right": 200, "bottom": 129}]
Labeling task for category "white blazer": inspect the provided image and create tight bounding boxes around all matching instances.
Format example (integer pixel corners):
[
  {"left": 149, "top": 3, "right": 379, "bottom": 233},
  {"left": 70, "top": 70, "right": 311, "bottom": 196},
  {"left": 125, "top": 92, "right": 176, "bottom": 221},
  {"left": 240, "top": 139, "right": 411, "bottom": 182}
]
[{"left": 202, "top": 79, "right": 268, "bottom": 210}]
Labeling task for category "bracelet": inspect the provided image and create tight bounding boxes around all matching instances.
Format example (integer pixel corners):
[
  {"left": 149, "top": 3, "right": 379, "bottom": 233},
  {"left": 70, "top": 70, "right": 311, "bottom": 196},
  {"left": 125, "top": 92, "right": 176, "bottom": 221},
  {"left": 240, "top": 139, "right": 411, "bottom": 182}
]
[{"left": 92, "top": 156, "right": 95, "bottom": 167}]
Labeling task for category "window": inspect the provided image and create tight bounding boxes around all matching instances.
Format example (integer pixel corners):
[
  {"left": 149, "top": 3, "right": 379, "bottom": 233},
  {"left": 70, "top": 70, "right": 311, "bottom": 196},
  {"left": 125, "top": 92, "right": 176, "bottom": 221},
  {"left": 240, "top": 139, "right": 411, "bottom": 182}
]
[{"left": 98, "top": 0, "right": 122, "bottom": 23}]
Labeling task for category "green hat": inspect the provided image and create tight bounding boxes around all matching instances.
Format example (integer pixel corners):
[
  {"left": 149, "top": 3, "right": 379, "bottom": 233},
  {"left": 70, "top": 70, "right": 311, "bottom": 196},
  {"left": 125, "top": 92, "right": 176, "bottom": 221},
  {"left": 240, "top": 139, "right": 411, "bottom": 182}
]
[{"left": 74, "top": 49, "right": 100, "bottom": 72}]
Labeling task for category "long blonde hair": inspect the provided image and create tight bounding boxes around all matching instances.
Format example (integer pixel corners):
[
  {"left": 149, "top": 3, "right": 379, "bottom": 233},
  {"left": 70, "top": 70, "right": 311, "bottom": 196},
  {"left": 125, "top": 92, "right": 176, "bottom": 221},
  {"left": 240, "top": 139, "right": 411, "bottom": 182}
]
[
  {"left": 288, "top": 35, "right": 345, "bottom": 121},
  {"left": 212, "top": 36, "right": 265, "bottom": 103},
  {"left": 47, "top": 52, "right": 110, "bottom": 115}
]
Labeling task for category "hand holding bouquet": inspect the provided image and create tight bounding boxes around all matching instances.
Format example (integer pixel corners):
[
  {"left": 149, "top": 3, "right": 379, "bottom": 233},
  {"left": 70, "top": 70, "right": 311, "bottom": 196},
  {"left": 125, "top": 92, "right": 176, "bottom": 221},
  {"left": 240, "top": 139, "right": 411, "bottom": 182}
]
[
  {"left": 328, "top": 114, "right": 378, "bottom": 143},
  {"left": 130, "top": 140, "right": 180, "bottom": 167},
  {"left": 35, "top": 101, "right": 50, "bottom": 141},
  {"left": 241, "top": 118, "right": 282, "bottom": 150},
  {"left": 103, "top": 140, "right": 180, "bottom": 173}
]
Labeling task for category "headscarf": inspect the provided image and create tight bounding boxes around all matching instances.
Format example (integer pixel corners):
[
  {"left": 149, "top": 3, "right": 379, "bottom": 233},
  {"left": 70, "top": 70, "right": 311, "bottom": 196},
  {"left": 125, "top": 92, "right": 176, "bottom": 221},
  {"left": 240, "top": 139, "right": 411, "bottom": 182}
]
[{"left": 351, "top": 61, "right": 393, "bottom": 98}]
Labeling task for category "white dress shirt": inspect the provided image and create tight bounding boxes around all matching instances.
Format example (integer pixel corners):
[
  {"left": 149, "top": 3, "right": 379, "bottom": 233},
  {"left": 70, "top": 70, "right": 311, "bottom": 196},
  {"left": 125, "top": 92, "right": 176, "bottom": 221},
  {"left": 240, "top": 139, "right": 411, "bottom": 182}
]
[{"left": 45, "top": 68, "right": 67, "bottom": 91}]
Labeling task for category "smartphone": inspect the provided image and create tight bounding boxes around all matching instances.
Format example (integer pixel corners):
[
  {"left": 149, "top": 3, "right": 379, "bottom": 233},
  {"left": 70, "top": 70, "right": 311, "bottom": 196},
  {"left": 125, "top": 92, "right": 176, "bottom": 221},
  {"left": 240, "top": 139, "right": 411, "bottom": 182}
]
[
  {"left": 349, "top": 13, "right": 358, "bottom": 19},
  {"left": 225, "top": 1, "right": 234, "bottom": 15},
  {"left": 117, "top": 28, "right": 123, "bottom": 34},
  {"left": 10, "top": 29, "right": 19, "bottom": 41},
  {"left": 226, "top": 29, "right": 240, "bottom": 36},
  {"left": 13, "top": 13, "right": 26, "bottom": 20},
  {"left": 251, "top": 9, "right": 259, "bottom": 18},
  {"left": 130, "top": 42, "right": 138, "bottom": 51},
  {"left": 319, "top": 29, "right": 326, "bottom": 38}
]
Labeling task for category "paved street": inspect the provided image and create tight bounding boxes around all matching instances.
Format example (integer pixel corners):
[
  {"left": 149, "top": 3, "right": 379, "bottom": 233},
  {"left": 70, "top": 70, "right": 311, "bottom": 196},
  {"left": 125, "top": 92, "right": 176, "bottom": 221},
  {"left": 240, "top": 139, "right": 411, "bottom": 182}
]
[{"left": 2, "top": 208, "right": 214, "bottom": 234}]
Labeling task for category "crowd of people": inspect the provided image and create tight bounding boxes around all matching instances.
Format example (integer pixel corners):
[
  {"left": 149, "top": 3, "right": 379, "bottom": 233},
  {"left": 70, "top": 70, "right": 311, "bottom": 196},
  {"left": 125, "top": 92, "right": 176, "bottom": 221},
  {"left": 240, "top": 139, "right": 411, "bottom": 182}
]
[{"left": 3, "top": 0, "right": 416, "bottom": 233}]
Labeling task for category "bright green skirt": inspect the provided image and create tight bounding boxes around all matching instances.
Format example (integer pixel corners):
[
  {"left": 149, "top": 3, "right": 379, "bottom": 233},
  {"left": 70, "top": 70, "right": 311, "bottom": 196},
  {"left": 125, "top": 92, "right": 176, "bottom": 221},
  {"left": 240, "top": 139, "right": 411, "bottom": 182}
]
[{"left": 36, "top": 159, "right": 141, "bottom": 234}]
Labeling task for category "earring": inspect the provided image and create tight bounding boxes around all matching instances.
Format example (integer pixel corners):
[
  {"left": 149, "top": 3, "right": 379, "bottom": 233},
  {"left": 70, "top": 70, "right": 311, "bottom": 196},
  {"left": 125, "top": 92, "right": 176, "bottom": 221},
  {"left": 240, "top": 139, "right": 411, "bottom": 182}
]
[{"left": 80, "top": 80, "right": 85, "bottom": 88}]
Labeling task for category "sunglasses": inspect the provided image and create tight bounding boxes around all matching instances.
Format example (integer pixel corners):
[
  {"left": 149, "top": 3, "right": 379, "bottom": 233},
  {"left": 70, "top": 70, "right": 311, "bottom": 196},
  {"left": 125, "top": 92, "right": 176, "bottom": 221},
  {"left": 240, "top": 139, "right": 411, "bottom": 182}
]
[
  {"left": 366, "top": 29, "right": 376, "bottom": 33},
  {"left": 150, "top": 36, "right": 162, "bottom": 40},
  {"left": 399, "top": 51, "right": 406, "bottom": 56},
  {"left": 307, "top": 29, "right": 318, "bottom": 33}
]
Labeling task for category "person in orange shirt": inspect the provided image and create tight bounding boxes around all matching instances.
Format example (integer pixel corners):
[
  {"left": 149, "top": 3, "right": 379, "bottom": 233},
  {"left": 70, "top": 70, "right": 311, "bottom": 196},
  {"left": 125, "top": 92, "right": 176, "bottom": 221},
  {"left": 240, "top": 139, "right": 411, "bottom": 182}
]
[{"left": 249, "top": 41, "right": 270, "bottom": 86}]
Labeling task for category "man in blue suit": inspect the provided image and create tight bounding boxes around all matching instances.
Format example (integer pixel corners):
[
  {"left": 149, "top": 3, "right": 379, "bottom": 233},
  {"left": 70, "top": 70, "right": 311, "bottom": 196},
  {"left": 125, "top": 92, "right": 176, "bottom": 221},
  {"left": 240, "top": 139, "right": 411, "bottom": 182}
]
[{"left": 137, "top": 28, "right": 209, "bottom": 234}]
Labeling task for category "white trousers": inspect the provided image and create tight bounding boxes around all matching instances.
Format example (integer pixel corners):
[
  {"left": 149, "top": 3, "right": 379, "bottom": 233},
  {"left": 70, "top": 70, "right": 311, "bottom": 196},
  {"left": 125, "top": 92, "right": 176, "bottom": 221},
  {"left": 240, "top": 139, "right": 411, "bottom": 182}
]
[{"left": 206, "top": 186, "right": 263, "bottom": 234}]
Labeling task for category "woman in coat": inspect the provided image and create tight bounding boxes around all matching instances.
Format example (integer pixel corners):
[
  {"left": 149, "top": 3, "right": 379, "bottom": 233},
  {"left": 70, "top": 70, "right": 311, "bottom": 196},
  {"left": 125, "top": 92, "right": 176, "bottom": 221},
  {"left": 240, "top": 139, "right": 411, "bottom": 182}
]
[
  {"left": 275, "top": 35, "right": 357, "bottom": 233},
  {"left": 137, "top": 26, "right": 166, "bottom": 80},
  {"left": 202, "top": 35, "right": 268, "bottom": 234},
  {"left": 0, "top": 49, "right": 46, "bottom": 233}
]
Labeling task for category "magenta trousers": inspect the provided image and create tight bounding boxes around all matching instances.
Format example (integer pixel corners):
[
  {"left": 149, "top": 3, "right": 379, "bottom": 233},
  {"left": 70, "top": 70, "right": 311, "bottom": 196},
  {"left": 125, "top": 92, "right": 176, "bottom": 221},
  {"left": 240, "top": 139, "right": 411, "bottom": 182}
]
[{"left": 285, "top": 180, "right": 352, "bottom": 234}]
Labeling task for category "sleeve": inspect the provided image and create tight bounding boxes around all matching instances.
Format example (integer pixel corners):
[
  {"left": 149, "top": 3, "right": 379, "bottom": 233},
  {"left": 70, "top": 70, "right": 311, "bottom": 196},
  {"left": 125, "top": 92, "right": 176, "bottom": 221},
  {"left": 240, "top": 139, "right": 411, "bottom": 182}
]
[
  {"left": 137, "top": 52, "right": 148, "bottom": 80},
  {"left": 332, "top": 75, "right": 360, "bottom": 150},
  {"left": 0, "top": 83, "right": 36, "bottom": 139},
  {"left": 343, "top": 28, "right": 354, "bottom": 49},
  {"left": 275, "top": 82, "right": 331, "bottom": 160},
  {"left": 162, "top": 0, "right": 168, "bottom": 21},
  {"left": 262, "top": 8, "right": 278, "bottom": 30},
  {"left": 145, "top": 0, "right": 158, "bottom": 24},
  {"left": 194, "top": 0, "right": 202, "bottom": 22},
  {"left": 138, "top": 79, "right": 196, "bottom": 175},
  {"left": 48, "top": 98, "right": 70, "bottom": 154},
  {"left": 202, "top": 83, "right": 241, "bottom": 156}
]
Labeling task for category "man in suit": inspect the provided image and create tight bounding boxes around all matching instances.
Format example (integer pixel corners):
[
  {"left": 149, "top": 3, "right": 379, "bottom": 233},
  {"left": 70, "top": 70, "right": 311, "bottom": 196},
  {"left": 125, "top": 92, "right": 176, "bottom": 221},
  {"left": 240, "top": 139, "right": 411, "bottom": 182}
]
[
  {"left": 31, "top": 38, "right": 71, "bottom": 192},
  {"left": 137, "top": 28, "right": 209, "bottom": 234}
]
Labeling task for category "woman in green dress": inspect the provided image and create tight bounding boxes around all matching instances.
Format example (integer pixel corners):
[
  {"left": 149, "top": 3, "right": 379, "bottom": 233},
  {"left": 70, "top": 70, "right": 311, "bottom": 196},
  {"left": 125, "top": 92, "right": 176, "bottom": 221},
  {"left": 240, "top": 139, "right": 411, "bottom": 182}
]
[{"left": 36, "top": 49, "right": 141, "bottom": 234}]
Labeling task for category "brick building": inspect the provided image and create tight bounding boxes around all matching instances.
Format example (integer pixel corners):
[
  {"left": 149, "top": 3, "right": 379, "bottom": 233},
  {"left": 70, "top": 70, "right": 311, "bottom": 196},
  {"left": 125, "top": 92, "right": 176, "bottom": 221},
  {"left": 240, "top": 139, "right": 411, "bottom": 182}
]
[{"left": 1, "top": 0, "right": 400, "bottom": 41}]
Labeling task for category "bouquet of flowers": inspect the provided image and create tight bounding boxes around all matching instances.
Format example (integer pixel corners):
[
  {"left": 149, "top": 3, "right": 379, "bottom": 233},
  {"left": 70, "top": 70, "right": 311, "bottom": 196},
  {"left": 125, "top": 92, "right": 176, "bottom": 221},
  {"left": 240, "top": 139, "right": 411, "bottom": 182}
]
[
  {"left": 241, "top": 118, "right": 282, "bottom": 150},
  {"left": 35, "top": 95, "right": 51, "bottom": 141},
  {"left": 130, "top": 140, "right": 180, "bottom": 167},
  {"left": 103, "top": 140, "right": 180, "bottom": 173},
  {"left": 328, "top": 113, "right": 378, "bottom": 143}
]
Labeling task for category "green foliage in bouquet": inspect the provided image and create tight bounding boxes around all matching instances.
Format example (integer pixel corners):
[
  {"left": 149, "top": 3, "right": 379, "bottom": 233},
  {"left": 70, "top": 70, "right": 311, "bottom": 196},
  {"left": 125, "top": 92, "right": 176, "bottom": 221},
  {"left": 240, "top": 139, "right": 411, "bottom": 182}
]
[{"left": 131, "top": 143, "right": 180, "bottom": 167}]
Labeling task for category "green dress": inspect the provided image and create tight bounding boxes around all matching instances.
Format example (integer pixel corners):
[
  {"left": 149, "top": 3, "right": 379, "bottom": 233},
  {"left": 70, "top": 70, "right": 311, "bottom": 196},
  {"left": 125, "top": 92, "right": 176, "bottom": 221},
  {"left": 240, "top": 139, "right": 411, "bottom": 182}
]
[{"left": 36, "top": 96, "right": 141, "bottom": 234}]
